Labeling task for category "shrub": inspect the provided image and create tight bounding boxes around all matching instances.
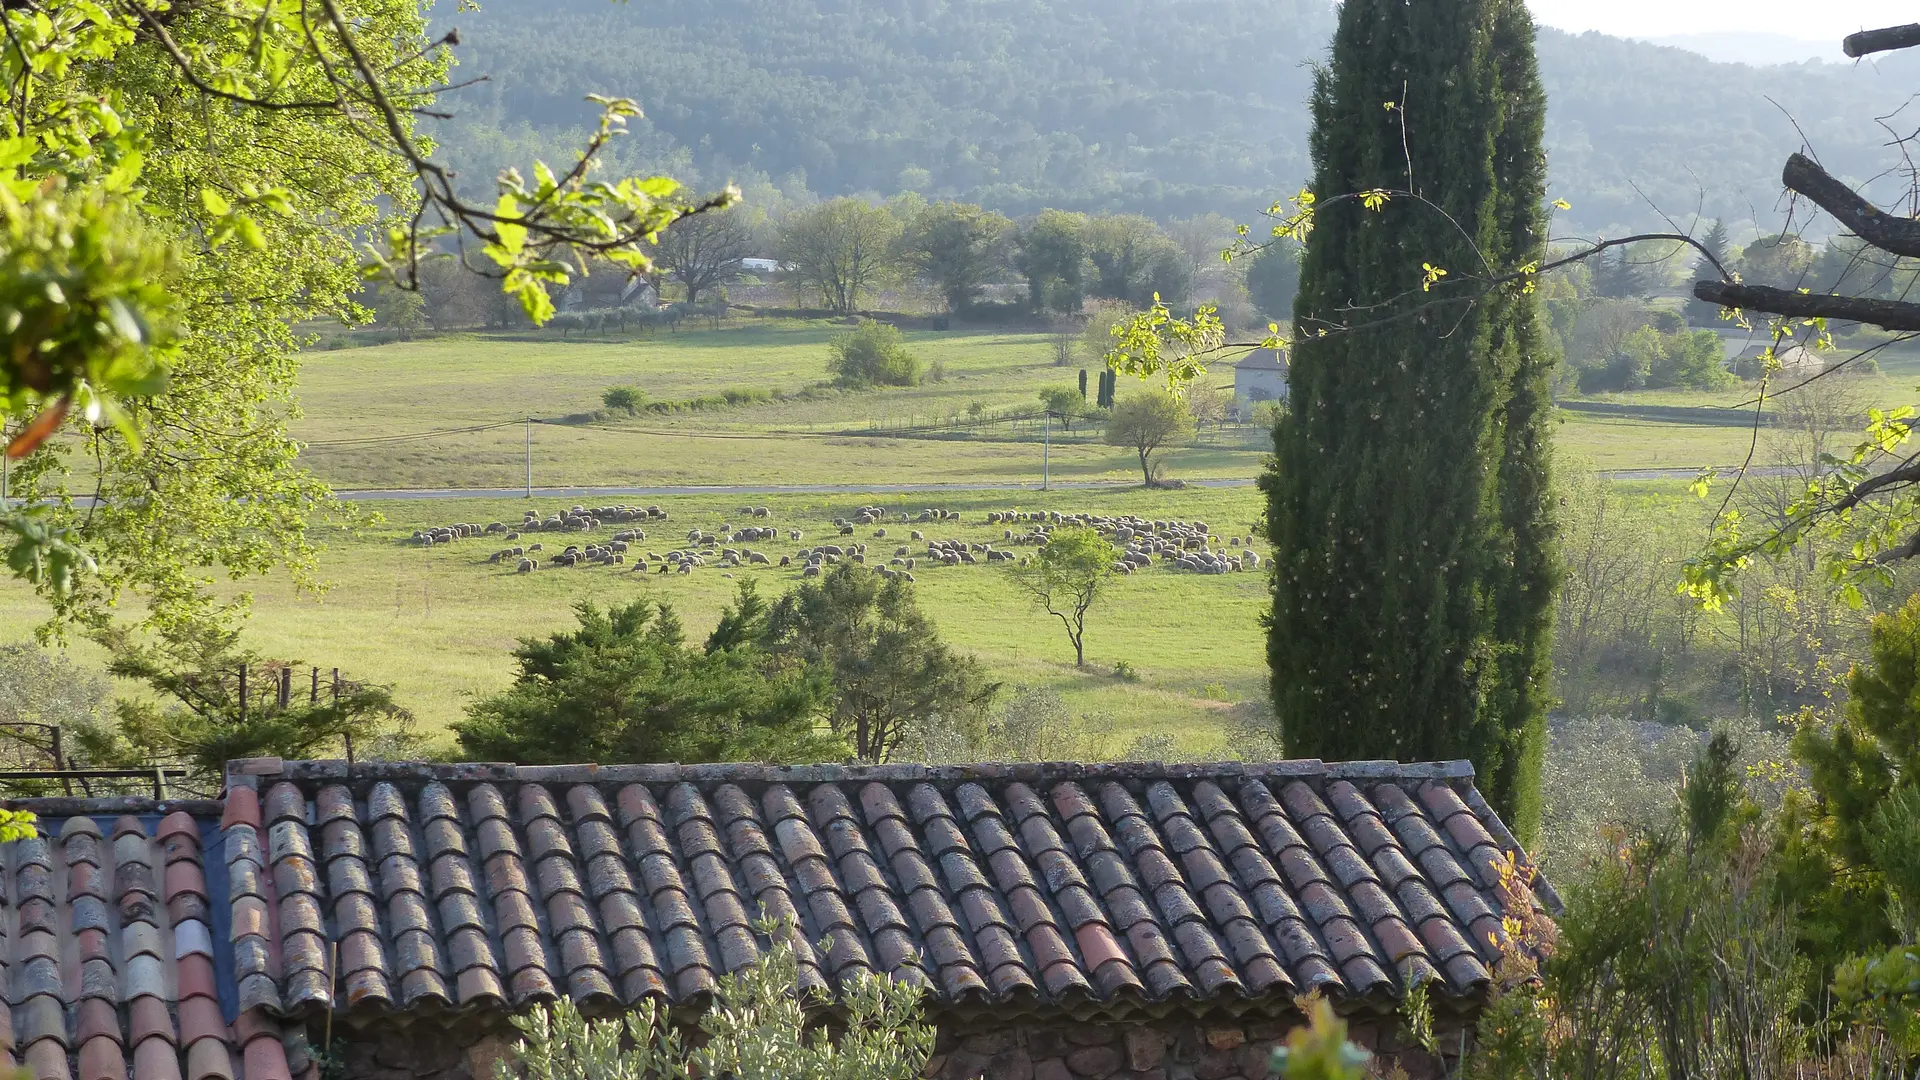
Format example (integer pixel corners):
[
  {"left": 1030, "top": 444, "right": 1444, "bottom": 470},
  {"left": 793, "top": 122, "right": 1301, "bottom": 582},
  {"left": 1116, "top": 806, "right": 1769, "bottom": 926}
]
[
  {"left": 602, "top": 385, "right": 646, "bottom": 413},
  {"left": 455, "top": 588, "right": 845, "bottom": 765},
  {"left": 828, "top": 319, "right": 923, "bottom": 387},
  {"left": 499, "top": 923, "right": 933, "bottom": 1080}
]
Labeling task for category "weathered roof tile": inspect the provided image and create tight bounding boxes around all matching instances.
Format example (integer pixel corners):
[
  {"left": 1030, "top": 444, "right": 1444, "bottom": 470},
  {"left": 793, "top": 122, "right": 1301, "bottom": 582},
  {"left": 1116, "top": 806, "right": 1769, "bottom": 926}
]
[{"left": 7, "top": 759, "right": 1548, "bottom": 1050}]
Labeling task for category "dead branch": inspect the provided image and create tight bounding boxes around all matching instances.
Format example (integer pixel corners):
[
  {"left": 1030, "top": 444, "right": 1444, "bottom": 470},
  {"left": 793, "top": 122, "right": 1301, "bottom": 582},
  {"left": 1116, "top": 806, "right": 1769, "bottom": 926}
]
[
  {"left": 1845, "top": 23, "right": 1920, "bottom": 58},
  {"left": 1691, "top": 279, "right": 1920, "bottom": 332},
  {"left": 1782, "top": 152, "right": 1920, "bottom": 257}
]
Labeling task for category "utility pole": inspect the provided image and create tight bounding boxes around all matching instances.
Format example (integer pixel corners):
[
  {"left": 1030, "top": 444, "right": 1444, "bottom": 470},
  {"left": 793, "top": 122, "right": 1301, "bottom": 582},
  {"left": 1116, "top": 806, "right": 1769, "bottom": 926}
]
[
  {"left": 1042, "top": 410, "right": 1052, "bottom": 491},
  {"left": 524, "top": 417, "right": 533, "bottom": 498}
]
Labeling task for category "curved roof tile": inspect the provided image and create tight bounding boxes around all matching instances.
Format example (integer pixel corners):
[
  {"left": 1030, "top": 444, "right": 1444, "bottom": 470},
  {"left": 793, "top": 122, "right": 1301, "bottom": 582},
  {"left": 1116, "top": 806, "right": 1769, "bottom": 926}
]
[{"left": 2, "top": 757, "right": 1549, "bottom": 1045}]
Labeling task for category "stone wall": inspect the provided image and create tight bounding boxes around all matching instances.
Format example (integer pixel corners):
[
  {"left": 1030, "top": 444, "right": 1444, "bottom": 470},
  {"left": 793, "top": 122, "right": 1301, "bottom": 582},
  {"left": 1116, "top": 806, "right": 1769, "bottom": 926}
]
[
  {"left": 319, "top": 1011, "right": 1472, "bottom": 1080},
  {"left": 927, "top": 1015, "right": 1470, "bottom": 1080}
]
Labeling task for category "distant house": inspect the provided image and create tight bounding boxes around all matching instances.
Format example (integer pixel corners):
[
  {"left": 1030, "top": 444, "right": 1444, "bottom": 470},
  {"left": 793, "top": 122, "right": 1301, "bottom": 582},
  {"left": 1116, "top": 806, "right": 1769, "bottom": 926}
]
[
  {"left": 1234, "top": 348, "right": 1288, "bottom": 409},
  {"left": 741, "top": 257, "right": 781, "bottom": 273}
]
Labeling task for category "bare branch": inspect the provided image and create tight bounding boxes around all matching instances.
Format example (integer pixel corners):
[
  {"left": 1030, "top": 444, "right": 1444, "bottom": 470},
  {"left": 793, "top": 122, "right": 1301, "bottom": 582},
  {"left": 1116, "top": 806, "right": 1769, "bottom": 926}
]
[
  {"left": 1692, "top": 279, "right": 1920, "bottom": 331},
  {"left": 1782, "top": 152, "right": 1920, "bottom": 257},
  {"left": 1845, "top": 23, "right": 1920, "bottom": 58}
]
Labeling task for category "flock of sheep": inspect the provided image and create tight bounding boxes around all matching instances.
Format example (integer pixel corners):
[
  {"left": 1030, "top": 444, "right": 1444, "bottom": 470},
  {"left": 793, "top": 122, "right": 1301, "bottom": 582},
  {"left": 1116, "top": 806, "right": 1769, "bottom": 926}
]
[{"left": 412, "top": 502, "right": 1264, "bottom": 579}]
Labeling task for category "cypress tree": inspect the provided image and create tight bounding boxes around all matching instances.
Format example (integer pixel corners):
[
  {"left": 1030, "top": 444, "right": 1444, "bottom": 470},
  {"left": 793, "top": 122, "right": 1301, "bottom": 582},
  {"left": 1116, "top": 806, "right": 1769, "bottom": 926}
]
[{"left": 1262, "top": 0, "right": 1556, "bottom": 838}]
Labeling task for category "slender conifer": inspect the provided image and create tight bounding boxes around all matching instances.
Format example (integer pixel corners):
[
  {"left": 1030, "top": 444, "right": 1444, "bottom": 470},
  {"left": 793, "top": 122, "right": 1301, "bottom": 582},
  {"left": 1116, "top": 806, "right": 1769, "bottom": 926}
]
[{"left": 1263, "top": 0, "right": 1556, "bottom": 838}]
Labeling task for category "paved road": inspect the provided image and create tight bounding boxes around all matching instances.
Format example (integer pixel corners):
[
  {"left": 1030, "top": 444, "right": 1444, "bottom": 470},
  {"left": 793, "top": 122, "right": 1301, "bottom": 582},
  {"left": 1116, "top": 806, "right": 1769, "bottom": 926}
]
[
  {"left": 322, "top": 463, "right": 1758, "bottom": 495},
  {"left": 326, "top": 468, "right": 1752, "bottom": 500}
]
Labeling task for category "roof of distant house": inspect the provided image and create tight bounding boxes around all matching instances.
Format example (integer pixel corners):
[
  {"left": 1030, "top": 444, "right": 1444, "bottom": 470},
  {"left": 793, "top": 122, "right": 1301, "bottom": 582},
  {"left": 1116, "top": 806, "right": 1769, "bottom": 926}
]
[
  {"left": 1235, "top": 348, "right": 1287, "bottom": 373},
  {"left": 0, "top": 755, "right": 1557, "bottom": 1067}
]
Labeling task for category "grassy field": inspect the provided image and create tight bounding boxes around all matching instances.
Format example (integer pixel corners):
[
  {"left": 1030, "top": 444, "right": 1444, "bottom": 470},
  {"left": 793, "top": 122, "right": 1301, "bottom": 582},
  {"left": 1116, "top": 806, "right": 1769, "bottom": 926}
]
[
  {"left": 294, "top": 320, "right": 1283, "bottom": 490},
  {"left": 294, "top": 319, "right": 1920, "bottom": 491},
  {"left": 0, "top": 487, "right": 1277, "bottom": 757}
]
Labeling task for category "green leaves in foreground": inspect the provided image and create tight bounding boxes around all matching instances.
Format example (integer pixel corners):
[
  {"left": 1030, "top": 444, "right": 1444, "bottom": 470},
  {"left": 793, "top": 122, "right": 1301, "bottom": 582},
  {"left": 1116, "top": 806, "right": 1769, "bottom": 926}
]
[
  {"left": 0, "top": 182, "right": 175, "bottom": 457},
  {"left": 500, "top": 923, "right": 933, "bottom": 1080}
]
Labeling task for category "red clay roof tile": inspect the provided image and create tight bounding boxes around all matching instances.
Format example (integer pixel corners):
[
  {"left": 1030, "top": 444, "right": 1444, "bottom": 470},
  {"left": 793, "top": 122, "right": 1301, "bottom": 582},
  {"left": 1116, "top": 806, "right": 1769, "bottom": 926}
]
[
  {"left": 220, "top": 786, "right": 261, "bottom": 831},
  {"left": 134, "top": 1036, "right": 185, "bottom": 1080}
]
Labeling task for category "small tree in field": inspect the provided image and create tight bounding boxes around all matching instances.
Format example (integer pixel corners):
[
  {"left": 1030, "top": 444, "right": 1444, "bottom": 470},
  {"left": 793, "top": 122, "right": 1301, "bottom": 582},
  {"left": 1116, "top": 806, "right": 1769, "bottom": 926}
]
[
  {"left": 828, "top": 320, "right": 923, "bottom": 387},
  {"left": 497, "top": 924, "right": 933, "bottom": 1080},
  {"left": 1106, "top": 390, "right": 1196, "bottom": 486},
  {"left": 1011, "top": 527, "right": 1119, "bottom": 667}
]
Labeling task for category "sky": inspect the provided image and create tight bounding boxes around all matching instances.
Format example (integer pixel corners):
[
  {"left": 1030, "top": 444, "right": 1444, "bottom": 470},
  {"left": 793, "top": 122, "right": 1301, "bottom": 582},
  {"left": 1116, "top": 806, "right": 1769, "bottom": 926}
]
[{"left": 1527, "top": 0, "right": 1911, "bottom": 42}]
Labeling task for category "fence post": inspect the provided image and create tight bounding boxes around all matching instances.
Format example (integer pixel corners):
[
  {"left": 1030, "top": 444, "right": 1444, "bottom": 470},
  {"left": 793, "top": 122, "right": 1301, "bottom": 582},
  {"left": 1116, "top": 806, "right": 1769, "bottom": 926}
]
[
  {"left": 238, "top": 664, "right": 248, "bottom": 722},
  {"left": 278, "top": 667, "right": 292, "bottom": 709},
  {"left": 152, "top": 766, "right": 167, "bottom": 801},
  {"left": 310, "top": 666, "right": 319, "bottom": 705},
  {"left": 51, "top": 726, "right": 70, "bottom": 797}
]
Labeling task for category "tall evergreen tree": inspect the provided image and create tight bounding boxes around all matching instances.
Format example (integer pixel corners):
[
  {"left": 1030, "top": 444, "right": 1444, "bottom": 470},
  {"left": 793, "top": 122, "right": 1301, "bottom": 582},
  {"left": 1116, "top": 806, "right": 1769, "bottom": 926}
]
[
  {"left": 1263, "top": 0, "right": 1557, "bottom": 838},
  {"left": 1685, "top": 219, "right": 1732, "bottom": 324}
]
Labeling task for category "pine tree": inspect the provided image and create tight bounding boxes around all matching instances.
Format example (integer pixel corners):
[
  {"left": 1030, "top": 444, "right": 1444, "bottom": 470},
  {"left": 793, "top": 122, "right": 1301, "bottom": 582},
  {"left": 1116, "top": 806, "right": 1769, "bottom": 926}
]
[
  {"left": 1685, "top": 219, "right": 1732, "bottom": 324},
  {"left": 1263, "top": 0, "right": 1557, "bottom": 838},
  {"left": 1592, "top": 246, "right": 1651, "bottom": 298}
]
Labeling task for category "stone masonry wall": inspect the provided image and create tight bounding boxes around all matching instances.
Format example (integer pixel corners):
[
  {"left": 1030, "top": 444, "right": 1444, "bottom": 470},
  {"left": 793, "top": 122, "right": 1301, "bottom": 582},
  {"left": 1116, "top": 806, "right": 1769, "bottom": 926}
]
[
  {"left": 927, "top": 1016, "right": 1470, "bottom": 1080},
  {"left": 325, "top": 1012, "right": 1473, "bottom": 1080}
]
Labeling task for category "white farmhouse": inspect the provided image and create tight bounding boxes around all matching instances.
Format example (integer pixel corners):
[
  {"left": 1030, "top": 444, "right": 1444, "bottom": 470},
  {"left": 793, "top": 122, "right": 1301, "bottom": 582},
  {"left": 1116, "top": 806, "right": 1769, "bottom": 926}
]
[{"left": 1233, "top": 347, "right": 1288, "bottom": 410}]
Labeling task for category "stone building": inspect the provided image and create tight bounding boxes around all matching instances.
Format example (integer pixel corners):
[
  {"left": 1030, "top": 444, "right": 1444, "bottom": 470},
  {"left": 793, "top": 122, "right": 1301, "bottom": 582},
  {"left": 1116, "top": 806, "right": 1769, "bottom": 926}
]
[
  {"left": 1232, "top": 350, "right": 1288, "bottom": 412},
  {"left": 0, "top": 757, "right": 1557, "bottom": 1080}
]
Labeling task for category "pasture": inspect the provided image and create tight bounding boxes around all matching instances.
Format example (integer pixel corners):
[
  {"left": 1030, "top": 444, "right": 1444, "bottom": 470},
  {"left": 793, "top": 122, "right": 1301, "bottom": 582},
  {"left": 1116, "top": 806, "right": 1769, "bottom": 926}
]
[
  {"left": 292, "top": 317, "right": 1920, "bottom": 491},
  {"left": 0, "top": 487, "right": 1277, "bottom": 755}
]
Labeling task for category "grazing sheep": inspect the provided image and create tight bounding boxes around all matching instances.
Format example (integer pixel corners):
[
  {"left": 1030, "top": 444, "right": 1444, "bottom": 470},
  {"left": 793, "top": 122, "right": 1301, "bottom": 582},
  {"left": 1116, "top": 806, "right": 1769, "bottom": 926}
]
[
  {"left": 516, "top": 559, "right": 536, "bottom": 573},
  {"left": 801, "top": 564, "right": 821, "bottom": 578},
  {"left": 910, "top": 530, "right": 924, "bottom": 541}
]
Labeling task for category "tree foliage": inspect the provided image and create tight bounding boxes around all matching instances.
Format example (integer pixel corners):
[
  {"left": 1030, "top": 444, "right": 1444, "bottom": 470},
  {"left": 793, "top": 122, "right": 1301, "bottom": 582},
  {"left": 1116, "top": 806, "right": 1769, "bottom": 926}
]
[
  {"left": 657, "top": 207, "right": 754, "bottom": 306},
  {"left": 0, "top": 0, "right": 723, "bottom": 647},
  {"left": 454, "top": 590, "right": 843, "bottom": 765},
  {"left": 1014, "top": 210, "right": 1089, "bottom": 314},
  {"left": 777, "top": 198, "right": 902, "bottom": 314},
  {"left": 1105, "top": 391, "right": 1195, "bottom": 486},
  {"left": 1010, "top": 527, "right": 1120, "bottom": 668},
  {"left": 898, "top": 202, "right": 1010, "bottom": 312},
  {"left": 1264, "top": 0, "right": 1558, "bottom": 838},
  {"left": 1084, "top": 214, "right": 1191, "bottom": 308},
  {"left": 80, "top": 618, "right": 412, "bottom": 796},
  {"left": 762, "top": 563, "right": 997, "bottom": 762}
]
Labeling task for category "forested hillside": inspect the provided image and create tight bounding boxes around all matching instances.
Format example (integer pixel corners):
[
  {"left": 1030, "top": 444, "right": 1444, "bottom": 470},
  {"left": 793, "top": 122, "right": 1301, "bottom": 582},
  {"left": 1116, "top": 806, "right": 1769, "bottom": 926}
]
[{"left": 429, "top": 0, "right": 1919, "bottom": 238}]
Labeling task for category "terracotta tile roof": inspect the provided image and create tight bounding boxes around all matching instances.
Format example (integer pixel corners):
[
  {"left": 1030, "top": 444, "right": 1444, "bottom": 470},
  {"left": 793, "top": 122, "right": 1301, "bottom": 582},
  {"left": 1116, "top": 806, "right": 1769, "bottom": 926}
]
[
  {"left": 0, "top": 798, "right": 305, "bottom": 1080},
  {"left": 221, "top": 758, "right": 1556, "bottom": 1024}
]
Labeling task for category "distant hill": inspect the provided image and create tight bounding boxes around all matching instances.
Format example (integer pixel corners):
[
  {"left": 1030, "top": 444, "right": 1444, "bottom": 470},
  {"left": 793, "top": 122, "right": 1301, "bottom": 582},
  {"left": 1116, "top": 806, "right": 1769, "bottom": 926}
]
[
  {"left": 1645, "top": 31, "right": 1842, "bottom": 66},
  {"left": 427, "top": 0, "right": 1920, "bottom": 240}
]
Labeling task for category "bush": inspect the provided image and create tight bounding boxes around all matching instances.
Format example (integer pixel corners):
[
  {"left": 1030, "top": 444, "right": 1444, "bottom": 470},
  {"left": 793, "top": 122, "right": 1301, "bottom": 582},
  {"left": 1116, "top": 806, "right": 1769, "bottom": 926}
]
[
  {"left": 455, "top": 588, "right": 845, "bottom": 765},
  {"left": 500, "top": 924, "right": 933, "bottom": 1080},
  {"left": 602, "top": 385, "right": 646, "bottom": 413},
  {"left": 828, "top": 319, "right": 923, "bottom": 387}
]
